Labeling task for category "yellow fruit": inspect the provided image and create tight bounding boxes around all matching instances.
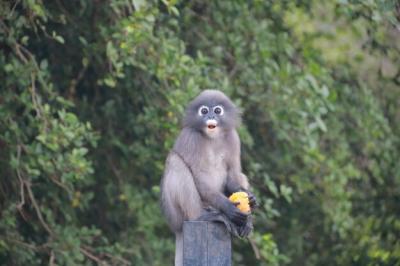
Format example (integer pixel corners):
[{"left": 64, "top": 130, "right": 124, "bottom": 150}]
[{"left": 229, "top": 192, "right": 250, "bottom": 213}]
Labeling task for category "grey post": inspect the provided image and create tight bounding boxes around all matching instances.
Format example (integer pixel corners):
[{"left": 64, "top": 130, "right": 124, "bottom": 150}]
[{"left": 183, "top": 221, "right": 231, "bottom": 266}]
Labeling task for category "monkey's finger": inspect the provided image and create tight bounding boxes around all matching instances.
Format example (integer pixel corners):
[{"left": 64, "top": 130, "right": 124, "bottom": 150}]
[
  {"left": 234, "top": 210, "right": 249, "bottom": 221},
  {"left": 231, "top": 209, "right": 247, "bottom": 218},
  {"left": 247, "top": 193, "right": 258, "bottom": 208},
  {"left": 247, "top": 192, "right": 255, "bottom": 200},
  {"left": 232, "top": 215, "right": 248, "bottom": 226},
  {"left": 240, "top": 226, "right": 252, "bottom": 237},
  {"left": 249, "top": 197, "right": 258, "bottom": 208},
  {"left": 248, "top": 196, "right": 256, "bottom": 203}
]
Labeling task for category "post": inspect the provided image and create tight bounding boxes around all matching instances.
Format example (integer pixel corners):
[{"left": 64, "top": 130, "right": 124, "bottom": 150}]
[{"left": 183, "top": 221, "right": 231, "bottom": 266}]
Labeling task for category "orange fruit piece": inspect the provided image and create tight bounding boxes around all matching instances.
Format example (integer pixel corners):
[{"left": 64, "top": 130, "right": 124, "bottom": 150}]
[{"left": 229, "top": 192, "right": 250, "bottom": 213}]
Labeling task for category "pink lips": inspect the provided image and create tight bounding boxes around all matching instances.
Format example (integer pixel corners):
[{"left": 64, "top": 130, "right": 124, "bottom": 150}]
[{"left": 206, "top": 120, "right": 217, "bottom": 130}]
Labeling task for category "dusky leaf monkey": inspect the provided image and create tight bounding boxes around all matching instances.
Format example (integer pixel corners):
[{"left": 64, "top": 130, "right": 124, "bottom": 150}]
[{"left": 161, "top": 90, "right": 256, "bottom": 266}]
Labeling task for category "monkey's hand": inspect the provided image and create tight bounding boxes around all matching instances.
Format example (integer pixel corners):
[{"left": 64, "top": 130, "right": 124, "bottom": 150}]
[
  {"left": 221, "top": 200, "right": 249, "bottom": 226},
  {"left": 246, "top": 191, "right": 258, "bottom": 210},
  {"left": 235, "top": 189, "right": 257, "bottom": 210}
]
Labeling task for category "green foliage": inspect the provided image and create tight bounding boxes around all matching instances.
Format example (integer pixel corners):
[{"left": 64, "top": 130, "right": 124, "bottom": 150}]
[{"left": 1, "top": 0, "right": 399, "bottom": 265}]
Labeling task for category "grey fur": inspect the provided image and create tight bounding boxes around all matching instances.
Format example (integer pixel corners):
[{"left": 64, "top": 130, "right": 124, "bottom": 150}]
[{"left": 160, "top": 90, "right": 250, "bottom": 266}]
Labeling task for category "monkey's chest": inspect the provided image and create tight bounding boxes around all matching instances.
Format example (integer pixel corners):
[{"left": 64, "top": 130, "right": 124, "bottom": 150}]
[{"left": 200, "top": 150, "right": 227, "bottom": 191}]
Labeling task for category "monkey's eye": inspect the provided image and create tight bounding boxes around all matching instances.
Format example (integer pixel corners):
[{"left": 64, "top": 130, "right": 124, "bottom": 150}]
[
  {"left": 198, "top": 106, "right": 209, "bottom": 116},
  {"left": 213, "top": 106, "right": 224, "bottom": 115}
]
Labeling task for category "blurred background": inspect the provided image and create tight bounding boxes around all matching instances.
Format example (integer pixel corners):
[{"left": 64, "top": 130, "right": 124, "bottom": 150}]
[{"left": 1, "top": 0, "right": 399, "bottom": 265}]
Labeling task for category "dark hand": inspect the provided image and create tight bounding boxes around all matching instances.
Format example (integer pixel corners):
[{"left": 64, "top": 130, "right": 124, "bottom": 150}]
[
  {"left": 246, "top": 191, "right": 258, "bottom": 210},
  {"left": 222, "top": 201, "right": 248, "bottom": 226},
  {"left": 233, "top": 188, "right": 257, "bottom": 210}
]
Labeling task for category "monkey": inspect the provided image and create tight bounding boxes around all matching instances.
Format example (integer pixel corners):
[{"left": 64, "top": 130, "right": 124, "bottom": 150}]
[{"left": 160, "top": 90, "right": 256, "bottom": 266}]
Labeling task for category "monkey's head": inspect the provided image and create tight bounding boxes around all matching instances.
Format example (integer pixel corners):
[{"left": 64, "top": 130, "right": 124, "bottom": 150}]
[{"left": 183, "top": 90, "right": 240, "bottom": 138}]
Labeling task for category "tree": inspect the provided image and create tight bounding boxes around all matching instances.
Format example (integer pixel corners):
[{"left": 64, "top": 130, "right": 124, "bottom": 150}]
[{"left": 1, "top": 0, "right": 399, "bottom": 265}]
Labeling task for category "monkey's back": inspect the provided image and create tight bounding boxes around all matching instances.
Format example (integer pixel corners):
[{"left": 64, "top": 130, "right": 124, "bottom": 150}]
[{"left": 160, "top": 152, "right": 204, "bottom": 232}]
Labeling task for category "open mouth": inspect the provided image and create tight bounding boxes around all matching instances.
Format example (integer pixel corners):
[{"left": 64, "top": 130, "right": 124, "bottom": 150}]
[{"left": 206, "top": 119, "right": 218, "bottom": 130}]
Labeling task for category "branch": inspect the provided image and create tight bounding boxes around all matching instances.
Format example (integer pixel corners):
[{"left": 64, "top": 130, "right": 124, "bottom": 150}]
[
  {"left": 80, "top": 247, "right": 109, "bottom": 265},
  {"left": 248, "top": 237, "right": 261, "bottom": 260},
  {"left": 49, "top": 250, "right": 55, "bottom": 266},
  {"left": 68, "top": 62, "right": 89, "bottom": 100},
  {"left": 103, "top": 253, "right": 131, "bottom": 266},
  {"left": 10, "top": 0, "right": 21, "bottom": 17},
  {"left": 106, "top": 155, "right": 123, "bottom": 185},
  {"left": 3, "top": 237, "right": 49, "bottom": 252},
  {"left": 81, "top": 245, "right": 131, "bottom": 266},
  {"left": 25, "top": 179, "right": 54, "bottom": 236},
  {"left": 29, "top": 73, "right": 43, "bottom": 119},
  {"left": 15, "top": 145, "right": 27, "bottom": 220},
  {"left": 0, "top": 20, "right": 50, "bottom": 89},
  {"left": 49, "top": 174, "right": 72, "bottom": 194},
  {"left": 14, "top": 43, "right": 29, "bottom": 64},
  {"left": 0, "top": 20, "right": 51, "bottom": 134}
]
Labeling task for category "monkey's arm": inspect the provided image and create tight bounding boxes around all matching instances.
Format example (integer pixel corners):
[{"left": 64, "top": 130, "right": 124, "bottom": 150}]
[
  {"left": 225, "top": 130, "right": 257, "bottom": 208},
  {"left": 225, "top": 176, "right": 257, "bottom": 210},
  {"left": 225, "top": 173, "right": 248, "bottom": 194},
  {"left": 194, "top": 174, "right": 248, "bottom": 226},
  {"left": 225, "top": 130, "right": 249, "bottom": 192},
  {"left": 225, "top": 174, "right": 257, "bottom": 209}
]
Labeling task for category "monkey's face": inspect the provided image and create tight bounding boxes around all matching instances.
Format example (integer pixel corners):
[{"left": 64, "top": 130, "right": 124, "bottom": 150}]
[
  {"left": 183, "top": 90, "right": 240, "bottom": 137},
  {"left": 197, "top": 105, "right": 224, "bottom": 138}
]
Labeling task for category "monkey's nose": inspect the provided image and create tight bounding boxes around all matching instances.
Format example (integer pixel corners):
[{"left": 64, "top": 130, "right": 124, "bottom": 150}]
[{"left": 206, "top": 119, "right": 218, "bottom": 129}]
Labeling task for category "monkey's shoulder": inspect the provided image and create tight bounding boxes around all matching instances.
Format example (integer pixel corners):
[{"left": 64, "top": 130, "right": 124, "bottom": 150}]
[
  {"left": 224, "top": 129, "right": 241, "bottom": 143},
  {"left": 163, "top": 152, "right": 194, "bottom": 186},
  {"left": 173, "top": 128, "right": 201, "bottom": 152},
  {"left": 165, "top": 151, "right": 188, "bottom": 169}
]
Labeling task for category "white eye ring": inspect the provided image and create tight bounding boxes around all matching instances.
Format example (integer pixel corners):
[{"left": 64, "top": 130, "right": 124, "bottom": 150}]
[
  {"left": 213, "top": 105, "right": 224, "bottom": 115},
  {"left": 198, "top": 106, "right": 209, "bottom": 116}
]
